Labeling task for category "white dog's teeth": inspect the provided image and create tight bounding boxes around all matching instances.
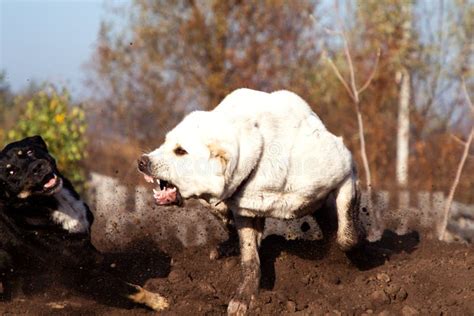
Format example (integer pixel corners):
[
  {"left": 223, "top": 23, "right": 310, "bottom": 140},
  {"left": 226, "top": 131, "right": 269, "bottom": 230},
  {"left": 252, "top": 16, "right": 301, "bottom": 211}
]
[{"left": 144, "top": 175, "right": 154, "bottom": 183}]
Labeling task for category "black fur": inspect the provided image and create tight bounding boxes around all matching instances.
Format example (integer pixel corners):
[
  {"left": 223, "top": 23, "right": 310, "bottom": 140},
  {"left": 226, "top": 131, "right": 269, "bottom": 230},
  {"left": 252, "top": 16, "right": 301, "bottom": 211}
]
[{"left": 0, "top": 136, "right": 142, "bottom": 306}]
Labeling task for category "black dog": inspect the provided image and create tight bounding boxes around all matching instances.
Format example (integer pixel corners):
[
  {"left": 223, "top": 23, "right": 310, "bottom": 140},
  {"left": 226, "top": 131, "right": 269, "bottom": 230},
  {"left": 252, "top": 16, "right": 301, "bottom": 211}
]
[{"left": 0, "top": 136, "right": 168, "bottom": 311}]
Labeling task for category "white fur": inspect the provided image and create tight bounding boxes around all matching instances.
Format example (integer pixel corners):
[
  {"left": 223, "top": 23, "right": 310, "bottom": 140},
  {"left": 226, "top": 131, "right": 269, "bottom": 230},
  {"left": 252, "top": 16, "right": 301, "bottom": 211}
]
[
  {"left": 51, "top": 188, "right": 90, "bottom": 234},
  {"left": 148, "top": 88, "right": 355, "bottom": 220}
]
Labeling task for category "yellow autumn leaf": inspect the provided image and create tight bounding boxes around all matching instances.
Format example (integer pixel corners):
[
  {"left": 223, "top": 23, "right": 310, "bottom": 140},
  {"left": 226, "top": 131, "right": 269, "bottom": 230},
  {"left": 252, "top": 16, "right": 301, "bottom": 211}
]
[{"left": 54, "top": 113, "right": 65, "bottom": 124}]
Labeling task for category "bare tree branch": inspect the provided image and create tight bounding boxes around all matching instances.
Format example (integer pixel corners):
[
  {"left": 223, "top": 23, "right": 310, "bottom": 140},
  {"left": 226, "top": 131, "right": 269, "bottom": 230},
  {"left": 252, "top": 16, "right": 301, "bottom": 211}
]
[
  {"left": 440, "top": 79, "right": 474, "bottom": 240},
  {"left": 324, "top": 53, "right": 355, "bottom": 100},
  {"left": 461, "top": 77, "right": 474, "bottom": 113},
  {"left": 358, "top": 49, "right": 381, "bottom": 94},
  {"left": 451, "top": 133, "right": 467, "bottom": 146},
  {"left": 324, "top": 35, "right": 378, "bottom": 208},
  {"left": 323, "top": 27, "right": 343, "bottom": 36},
  {"left": 341, "top": 31, "right": 358, "bottom": 101},
  {"left": 315, "top": 5, "right": 380, "bottom": 201},
  {"left": 440, "top": 127, "right": 474, "bottom": 240}
]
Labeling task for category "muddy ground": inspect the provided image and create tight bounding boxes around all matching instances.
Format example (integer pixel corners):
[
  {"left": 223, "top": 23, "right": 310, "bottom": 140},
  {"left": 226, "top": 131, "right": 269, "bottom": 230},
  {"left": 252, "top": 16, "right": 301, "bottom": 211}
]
[{"left": 0, "top": 227, "right": 473, "bottom": 316}]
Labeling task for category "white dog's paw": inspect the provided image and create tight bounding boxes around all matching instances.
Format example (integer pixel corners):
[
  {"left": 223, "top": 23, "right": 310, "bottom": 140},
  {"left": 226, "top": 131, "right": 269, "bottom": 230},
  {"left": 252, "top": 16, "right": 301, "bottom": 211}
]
[{"left": 227, "top": 298, "right": 249, "bottom": 316}]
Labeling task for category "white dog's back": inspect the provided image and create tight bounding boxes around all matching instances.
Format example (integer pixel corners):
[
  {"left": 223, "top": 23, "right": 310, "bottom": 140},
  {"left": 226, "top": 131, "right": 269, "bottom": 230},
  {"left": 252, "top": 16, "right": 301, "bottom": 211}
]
[
  {"left": 213, "top": 88, "right": 354, "bottom": 219},
  {"left": 215, "top": 88, "right": 326, "bottom": 130}
]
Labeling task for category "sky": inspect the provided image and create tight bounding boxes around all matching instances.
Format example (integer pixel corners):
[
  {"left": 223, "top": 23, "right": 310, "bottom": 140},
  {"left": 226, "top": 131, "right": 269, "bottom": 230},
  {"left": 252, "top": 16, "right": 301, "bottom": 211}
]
[{"left": 0, "top": 0, "right": 110, "bottom": 98}]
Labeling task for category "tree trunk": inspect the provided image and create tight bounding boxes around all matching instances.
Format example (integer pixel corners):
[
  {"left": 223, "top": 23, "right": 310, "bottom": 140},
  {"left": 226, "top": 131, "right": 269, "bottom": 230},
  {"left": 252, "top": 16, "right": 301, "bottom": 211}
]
[
  {"left": 396, "top": 67, "right": 410, "bottom": 187},
  {"left": 396, "top": 3, "right": 412, "bottom": 188}
]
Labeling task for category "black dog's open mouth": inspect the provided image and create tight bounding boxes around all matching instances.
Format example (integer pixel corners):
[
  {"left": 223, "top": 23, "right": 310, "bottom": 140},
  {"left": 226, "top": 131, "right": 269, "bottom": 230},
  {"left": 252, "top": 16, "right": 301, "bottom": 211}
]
[
  {"left": 143, "top": 174, "right": 183, "bottom": 206},
  {"left": 40, "top": 173, "right": 62, "bottom": 194}
]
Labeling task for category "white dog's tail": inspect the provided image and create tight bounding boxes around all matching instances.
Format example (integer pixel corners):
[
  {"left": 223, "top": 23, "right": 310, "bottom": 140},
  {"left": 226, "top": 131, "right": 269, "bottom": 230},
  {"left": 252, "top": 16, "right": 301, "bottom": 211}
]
[{"left": 335, "top": 164, "right": 366, "bottom": 251}]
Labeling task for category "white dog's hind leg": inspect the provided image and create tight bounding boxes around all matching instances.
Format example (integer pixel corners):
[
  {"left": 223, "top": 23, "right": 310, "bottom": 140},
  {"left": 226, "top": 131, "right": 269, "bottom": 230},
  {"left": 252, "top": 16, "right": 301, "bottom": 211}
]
[
  {"left": 335, "top": 175, "right": 364, "bottom": 251},
  {"left": 227, "top": 215, "right": 264, "bottom": 316}
]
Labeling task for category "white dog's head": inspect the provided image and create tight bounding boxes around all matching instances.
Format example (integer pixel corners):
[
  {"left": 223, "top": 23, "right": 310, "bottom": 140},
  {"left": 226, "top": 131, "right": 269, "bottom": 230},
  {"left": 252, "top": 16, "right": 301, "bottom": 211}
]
[{"left": 138, "top": 111, "right": 242, "bottom": 206}]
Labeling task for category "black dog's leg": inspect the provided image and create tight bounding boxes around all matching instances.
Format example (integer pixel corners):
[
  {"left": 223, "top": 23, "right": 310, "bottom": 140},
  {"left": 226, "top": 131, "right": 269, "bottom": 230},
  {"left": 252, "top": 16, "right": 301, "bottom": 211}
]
[
  {"left": 70, "top": 266, "right": 169, "bottom": 311},
  {"left": 0, "top": 249, "right": 11, "bottom": 271},
  {"left": 0, "top": 249, "right": 13, "bottom": 300},
  {"left": 56, "top": 240, "right": 168, "bottom": 312}
]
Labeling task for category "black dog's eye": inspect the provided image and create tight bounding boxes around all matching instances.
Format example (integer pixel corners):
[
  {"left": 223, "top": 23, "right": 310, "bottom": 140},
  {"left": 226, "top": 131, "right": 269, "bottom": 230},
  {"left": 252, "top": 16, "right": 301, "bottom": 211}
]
[
  {"left": 27, "top": 150, "right": 34, "bottom": 156},
  {"left": 4, "top": 164, "right": 15, "bottom": 176},
  {"left": 17, "top": 150, "right": 23, "bottom": 156},
  {"left": 174, "top": 146, "right": 188, "bottom": 156}
]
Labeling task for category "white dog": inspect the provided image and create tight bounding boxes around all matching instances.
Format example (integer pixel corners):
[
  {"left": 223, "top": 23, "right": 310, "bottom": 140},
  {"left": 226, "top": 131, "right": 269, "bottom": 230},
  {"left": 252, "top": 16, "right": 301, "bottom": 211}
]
[{"left": 138, "top": 88, "right": 364, "bottom": 315}]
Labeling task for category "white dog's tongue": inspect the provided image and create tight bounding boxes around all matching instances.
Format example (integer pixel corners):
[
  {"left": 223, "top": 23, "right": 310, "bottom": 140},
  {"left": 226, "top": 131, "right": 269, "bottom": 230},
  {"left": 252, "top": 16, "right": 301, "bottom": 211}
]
[{"left": 153, "top": 187, "right": 177, "bottom": 205}]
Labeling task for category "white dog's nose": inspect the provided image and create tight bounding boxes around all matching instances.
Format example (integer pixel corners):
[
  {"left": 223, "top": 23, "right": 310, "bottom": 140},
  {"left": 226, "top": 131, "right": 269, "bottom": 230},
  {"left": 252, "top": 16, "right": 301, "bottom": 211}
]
[{"left": 138, "top": 155, "right": 152, "bottom": 173}]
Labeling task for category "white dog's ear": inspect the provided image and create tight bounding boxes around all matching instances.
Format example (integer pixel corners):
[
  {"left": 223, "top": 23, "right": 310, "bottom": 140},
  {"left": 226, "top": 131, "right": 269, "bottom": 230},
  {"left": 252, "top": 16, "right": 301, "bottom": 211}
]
[{"left": 208, "top": 143, "right": 229, "bottom": 174}]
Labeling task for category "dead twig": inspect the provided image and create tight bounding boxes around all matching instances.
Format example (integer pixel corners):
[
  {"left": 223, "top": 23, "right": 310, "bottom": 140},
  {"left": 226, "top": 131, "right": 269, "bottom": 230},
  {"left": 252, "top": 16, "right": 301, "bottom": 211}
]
[
  {"left": 440, "top": 79, "right": 474, "bottom": 240},
  {"left": 358, "top": 50, "right": 381, "bottom": 95},
  {"left": 323, "top": 27, "right": 380, "bottom": 201},
  {"left": 324, "top": 54, "right": 355, "bottom": 99},
  {"left": 461, "top": 78, "right": 474, "bottom": 113}
]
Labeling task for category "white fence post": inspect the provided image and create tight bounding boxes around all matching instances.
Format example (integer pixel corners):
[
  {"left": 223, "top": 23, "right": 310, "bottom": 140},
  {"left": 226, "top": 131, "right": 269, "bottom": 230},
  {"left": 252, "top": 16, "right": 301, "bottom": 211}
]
[{"left": 87, "top": 172, "right": 473, "bottom": 246}]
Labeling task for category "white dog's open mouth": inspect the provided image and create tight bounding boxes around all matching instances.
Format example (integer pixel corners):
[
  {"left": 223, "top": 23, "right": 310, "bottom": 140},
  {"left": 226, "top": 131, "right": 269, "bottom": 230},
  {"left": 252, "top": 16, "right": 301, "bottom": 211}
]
[{"left": 143, "top": 174, "right": 183, "bottom": 206}]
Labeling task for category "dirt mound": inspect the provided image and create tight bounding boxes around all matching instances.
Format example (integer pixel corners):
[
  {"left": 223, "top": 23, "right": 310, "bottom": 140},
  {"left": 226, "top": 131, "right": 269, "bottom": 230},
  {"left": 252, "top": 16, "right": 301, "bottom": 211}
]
[{"left": 1, "top": 231, "right": 473, "bottom": 315}]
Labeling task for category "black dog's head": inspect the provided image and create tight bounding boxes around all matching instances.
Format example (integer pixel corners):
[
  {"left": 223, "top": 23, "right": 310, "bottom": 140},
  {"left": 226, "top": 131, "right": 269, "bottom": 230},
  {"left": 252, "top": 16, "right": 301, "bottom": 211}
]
[{"left": 0, "top": 136, "right": 63, "bottom": 201}]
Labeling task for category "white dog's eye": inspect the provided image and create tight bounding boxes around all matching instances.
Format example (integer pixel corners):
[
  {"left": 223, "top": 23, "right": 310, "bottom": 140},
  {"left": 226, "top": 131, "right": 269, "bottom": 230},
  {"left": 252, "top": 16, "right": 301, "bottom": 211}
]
[{"left": 174, "top": 146, "right": 188, "bottom": 156}]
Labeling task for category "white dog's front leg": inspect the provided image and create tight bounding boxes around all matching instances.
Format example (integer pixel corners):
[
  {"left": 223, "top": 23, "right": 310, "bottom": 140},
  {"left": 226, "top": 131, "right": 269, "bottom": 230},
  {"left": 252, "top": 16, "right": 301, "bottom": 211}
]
[{"left": 227, "top": 215, "right": 265, "bottom": 316}]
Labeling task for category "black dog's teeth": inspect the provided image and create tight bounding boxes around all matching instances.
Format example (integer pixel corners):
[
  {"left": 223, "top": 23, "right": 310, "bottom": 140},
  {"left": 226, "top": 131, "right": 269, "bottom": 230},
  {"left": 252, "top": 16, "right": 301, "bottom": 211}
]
[{"left": 160, "top": 180, "right": 167, "bottom": 190}]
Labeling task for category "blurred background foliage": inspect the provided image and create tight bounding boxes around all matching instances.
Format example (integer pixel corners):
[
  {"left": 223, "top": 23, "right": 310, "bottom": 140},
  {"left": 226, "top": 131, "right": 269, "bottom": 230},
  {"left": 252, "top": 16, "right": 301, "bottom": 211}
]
[
  {"left": 1, "top": 83, "right": 87, "bottom": 189},
  {"left": 86, "top": 0, "right": 473, "bottom": 202},
  {"left": 1, "top": 0, "right": 473, "bottom": 202}
]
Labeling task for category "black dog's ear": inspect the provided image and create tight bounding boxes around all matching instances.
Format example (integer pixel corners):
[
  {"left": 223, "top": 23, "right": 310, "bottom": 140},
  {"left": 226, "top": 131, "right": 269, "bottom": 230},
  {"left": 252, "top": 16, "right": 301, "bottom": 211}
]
[{"left": 27, "top": 135, "right": 48, "bottom": 151}]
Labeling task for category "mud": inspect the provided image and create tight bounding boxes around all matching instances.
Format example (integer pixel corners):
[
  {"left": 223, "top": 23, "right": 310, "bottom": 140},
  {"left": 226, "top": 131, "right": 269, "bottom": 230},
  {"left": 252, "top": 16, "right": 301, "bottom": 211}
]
[{"left": 1, "top": 228, "right": 473, "bottom": 315}]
